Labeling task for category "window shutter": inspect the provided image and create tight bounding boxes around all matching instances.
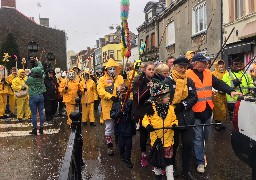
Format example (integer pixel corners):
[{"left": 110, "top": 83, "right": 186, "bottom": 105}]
[
  {"left": 229, "top": 0, "right": 234, "bottom": 22},
  {"left": 166, "top": 22, "right": 175, "bottom": 46}
]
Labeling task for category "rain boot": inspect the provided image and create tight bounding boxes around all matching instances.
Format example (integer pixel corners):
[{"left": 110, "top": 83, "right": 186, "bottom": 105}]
[
  {"left": 39, "top": 127, "right": 43, "bottom": 134},
  {"left": 29, "top": 128, "right": 37, "bottom": 135},
  {"left": 18, "top": 118, "right": 23, "bottom": 123},
  {"left": 155, "top": 175, "right": 163, "bottom": 180},
  {"left": 153, "top": 167, "right": 163, "bottom": 179},
  {"left": 124, "top": 158, "right": 134, "bottom": 168},
  {"left": 106, "top": 136, "right": 114, "bottom": 155},
  {"left": 107, "top": 143, "right": 114, "bottom": 156},
  {"left": 165, "top": 165, "right": 174, "bottom": 180},
  {"left": 90, "top": 122, "right": 96, "bottom": 126}
]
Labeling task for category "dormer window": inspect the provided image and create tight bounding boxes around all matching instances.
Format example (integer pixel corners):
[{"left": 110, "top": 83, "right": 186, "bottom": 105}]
[
  {"left": 109, "top": 35, "right": 114, "bottom": 42},
  {"left": 147, "top": 9, "right": 153, "bottom": 21}
]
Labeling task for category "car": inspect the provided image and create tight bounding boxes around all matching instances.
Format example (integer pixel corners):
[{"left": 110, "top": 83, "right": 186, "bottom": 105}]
[{"left": 231, "top": 95, "right": 256, "bottom": 179}]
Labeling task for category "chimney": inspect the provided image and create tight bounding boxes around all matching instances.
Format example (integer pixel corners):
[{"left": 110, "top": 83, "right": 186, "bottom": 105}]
[
  {"left": 96, "top": 40, "right": 99, "bottom": 48},
  {"left": 40, "top": 18, "right": 49, "bottom": 27},
  {"left": 30, "top": 17, "right": 35, "bottom": 22},
  {"left": 1, "top": 0, "right": 16, "bottom": 8},
  {"left": 87, "top": 47, "right": 91, "bottom": 54}
]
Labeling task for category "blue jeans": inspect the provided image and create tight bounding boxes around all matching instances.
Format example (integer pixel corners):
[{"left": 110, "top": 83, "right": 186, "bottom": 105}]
[
  {"left": 193, "top": 117, "right": 211, "bottom": 165},
  {"left": 29, "top": 94, "right": 45, "bottom": 129}
]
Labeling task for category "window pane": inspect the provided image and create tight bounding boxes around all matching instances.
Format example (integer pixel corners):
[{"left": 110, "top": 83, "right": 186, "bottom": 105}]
[
  {"left": 235, "top": 0, "right": 239, "bottom": 18},
  {"left": 195, "top": 8, "right": 198, "bottom": 33},
  {"left": 240, "top": 0, "right": 244, "bottom": 17},
  {"left": 204, "top": 4, "right": 207, "bottom": 29},
  {"left": 199, "top": 6, "right": 204, "bottom": 31}
]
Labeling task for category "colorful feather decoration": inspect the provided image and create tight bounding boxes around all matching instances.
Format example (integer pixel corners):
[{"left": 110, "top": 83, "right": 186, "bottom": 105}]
[{"left": 120, "top": 0, "right": 131, "bottom": 58}]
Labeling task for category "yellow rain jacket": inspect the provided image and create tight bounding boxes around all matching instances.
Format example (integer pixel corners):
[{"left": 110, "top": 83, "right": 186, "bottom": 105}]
[
  {"left": 212, "top": 60, "right": 228, "bottom": 121},
  {"left": 81, "top": 71, "right": 98, "bottom": 104},
  {"left": 6, "top": 73, "right": 17, "bottom": 95},
  {"left": 11, "top": 69, "right": 28, "bottom": 99},
  {"left": 59, "top": 78, "right": 82, "bottom": 104},
  {"left": 97, "top": 58, "right": 124, "bottom": 120},
  {"left": 142, "top": 103, "right": 177, "bottom": 148}
]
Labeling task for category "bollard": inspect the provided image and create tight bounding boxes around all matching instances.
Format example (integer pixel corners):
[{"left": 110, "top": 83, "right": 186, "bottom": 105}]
[{"left": 59, "top": 96, "right": 84, "bottom": 180}]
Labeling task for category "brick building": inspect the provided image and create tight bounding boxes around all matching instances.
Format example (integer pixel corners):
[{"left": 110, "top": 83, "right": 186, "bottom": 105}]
[{"left": 0, "top": 0, "right": 67, "bottom": 70}]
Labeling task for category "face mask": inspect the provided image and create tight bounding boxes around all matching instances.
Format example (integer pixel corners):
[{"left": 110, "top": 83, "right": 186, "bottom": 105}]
[
  {"left": 68, "top": 72, "right": 75, "bottom": 80},
  {"left": 107, "top": 67, "right": 116, "bottom": 77}
]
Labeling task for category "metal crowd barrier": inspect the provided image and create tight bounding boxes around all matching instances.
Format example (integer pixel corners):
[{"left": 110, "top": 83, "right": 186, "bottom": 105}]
[{"left": 59, "top": 97, "right": 84, "bottom": 180}]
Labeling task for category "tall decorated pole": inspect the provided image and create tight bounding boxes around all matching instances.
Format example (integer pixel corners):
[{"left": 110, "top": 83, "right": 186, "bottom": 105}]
[
  {"left": 13, "top": 54, "right": 18, "bottom": 72},
  {"left": 120, "top": 0, "right": 131, "bottom": 73},
  {"left": 2, "top": 53, "right": 11, "bottom": 90},
  {"left": 21, "top": 58, "right": 26, "bottom": 70},
  {"left": 120, "top": 0, "right": 135, "bottom": 112}
]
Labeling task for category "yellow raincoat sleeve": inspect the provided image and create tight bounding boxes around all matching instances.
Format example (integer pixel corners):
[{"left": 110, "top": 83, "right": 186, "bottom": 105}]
[
  {"left": 93, "top": 82, "right": 98, "bottom": 101},
  {"left": 58, "top": 79, "right": 67, "bottom": 95},
  {"left": 142, "top": 115, "right": 151, "bottom": 128},
  {"left": 11, "top": 78, "right": 23, "bottom": 91},
  {"left": 78, "top": 81, "right": 84, "bottom": 92},
  {"left": 97, "top": 76, "right": 114, "bottom": 100},
  {"left": 6, "top": 75, "right": 14, "bottom": 85}
]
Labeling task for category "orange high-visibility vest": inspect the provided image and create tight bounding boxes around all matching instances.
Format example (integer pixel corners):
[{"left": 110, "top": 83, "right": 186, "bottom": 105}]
[{"left": 186, "top": 69, "right": 214, "bottom": 112}]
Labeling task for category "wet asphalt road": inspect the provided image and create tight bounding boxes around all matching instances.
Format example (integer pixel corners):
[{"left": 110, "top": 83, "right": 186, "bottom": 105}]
[{"left": 0, "top": 111, "right": 252, "bottom": 180}]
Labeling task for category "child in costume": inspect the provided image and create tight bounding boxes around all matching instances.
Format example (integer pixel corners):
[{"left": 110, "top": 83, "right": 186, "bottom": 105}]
[
  {"left": 110, "top": 84, "right": 136, "bottom": 168},
  {"left": 142, "top": 81, "right": 177, "bottom": 180}
]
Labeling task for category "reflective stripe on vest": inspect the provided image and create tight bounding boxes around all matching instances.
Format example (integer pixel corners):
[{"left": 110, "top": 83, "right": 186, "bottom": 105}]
[
  {"left": 186, "top": 69, "right": 214, "bottom": 112},
  {"left": 198, "top": 97, "right": 212, "bottom": 102}
]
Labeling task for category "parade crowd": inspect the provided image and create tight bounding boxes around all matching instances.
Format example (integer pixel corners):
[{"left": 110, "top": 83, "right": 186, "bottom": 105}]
[{"left": 1, "top": 51, "right": 256, "bottom": 180}]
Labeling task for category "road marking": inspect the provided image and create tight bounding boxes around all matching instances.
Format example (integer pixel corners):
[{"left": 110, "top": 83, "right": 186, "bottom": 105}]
[
  {"left": 0, "top": 122, "right": 54, "bottom": 128},
  {"left": 0, "top": 128, "right": 60, "bottom": 137}
]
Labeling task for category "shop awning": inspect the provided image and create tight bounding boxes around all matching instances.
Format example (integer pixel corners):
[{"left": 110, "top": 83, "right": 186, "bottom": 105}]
[
  {"left": 224, "top": 42, "right": 252, "bottom": 55},
  {"left": 239, "top": 20, "right": 256, "bottom": 40}
]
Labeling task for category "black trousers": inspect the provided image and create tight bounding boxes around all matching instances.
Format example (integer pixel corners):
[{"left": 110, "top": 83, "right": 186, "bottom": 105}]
[
  {"left": 140, "top": 126, "right": 148, "bottom": 152},
  {"left": 58, "top": 97, "right": 64, "bottom": 114},
  {"left": 44, "top": 98, "right": 58, "bottom": 121},
  {"left": 173, "top": 127, "right": 194, "bottom": 173},
  {"left": 119, "top": 136, "right": 132, "bottom": 160},
  {"left": 227, "top": 103, "right": 235, "bottom": 121}
]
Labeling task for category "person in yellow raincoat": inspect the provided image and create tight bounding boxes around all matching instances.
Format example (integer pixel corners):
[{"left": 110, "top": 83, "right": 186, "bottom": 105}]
[
  {"left": 97, "top": 58, "right": 124, "bottom": 156},
  {"left": 73, "top": 66, "right": 83, "bottom": 83},
  {"left": 80, "top": 70, "right": 98, "bottom": 126},
  {"left": 55, "top": 68, "right": 65, "bottom": 116},
  {"left": 6, "top": 67, "right": 17, "bottom": 116},
  {"left": 11, "top": 69, "right": 30, "bottom": 122},
  {"left": 142, "top": 81, "right": 177, "bottom": 180},
  {"left": 58, "top": 70, "right": 83, "bottom": 126},
  {"left": 0, "top": 65, "right": 8, "bottom": 118},
  {"left": 212, "top": 60, "right": 228, "bottom": 130}
]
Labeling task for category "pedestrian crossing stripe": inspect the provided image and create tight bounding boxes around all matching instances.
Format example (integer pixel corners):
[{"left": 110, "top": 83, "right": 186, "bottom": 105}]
[
  {"left": 0, "top": 128, "right": 60, "bottom": 137},
  {"left": 0, "top": 122, "right": 54, "bottom": 128}
]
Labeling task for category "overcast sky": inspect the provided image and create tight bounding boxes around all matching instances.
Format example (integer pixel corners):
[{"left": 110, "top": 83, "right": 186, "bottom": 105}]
[{"left": 10, "top": 0, "right": 151, "bottom": 53}]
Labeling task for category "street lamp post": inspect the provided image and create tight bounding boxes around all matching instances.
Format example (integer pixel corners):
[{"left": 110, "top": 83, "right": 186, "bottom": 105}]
[{"left": 27, "top": 41, "right": 39, "bottom": 68}]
